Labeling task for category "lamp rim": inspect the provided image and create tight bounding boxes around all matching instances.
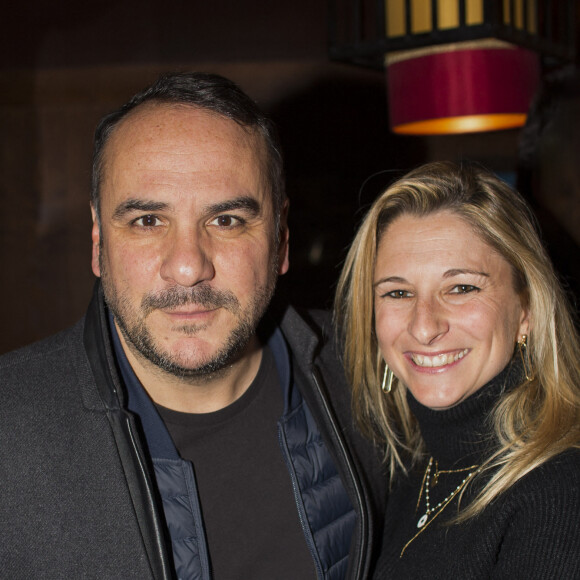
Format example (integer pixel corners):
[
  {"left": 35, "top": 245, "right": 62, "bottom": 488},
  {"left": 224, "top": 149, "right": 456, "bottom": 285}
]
[
  {"left": 392, "top": 113, "right": 528, "bottom": 135},
  {"left": 385, "top": 38, "right": 516, "bottom": 66}
]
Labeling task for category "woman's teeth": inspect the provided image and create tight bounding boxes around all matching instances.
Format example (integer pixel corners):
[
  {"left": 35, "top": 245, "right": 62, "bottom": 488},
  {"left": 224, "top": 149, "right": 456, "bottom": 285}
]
[{"left": 411, "top": 349, "right": 468, "bottom": 368}]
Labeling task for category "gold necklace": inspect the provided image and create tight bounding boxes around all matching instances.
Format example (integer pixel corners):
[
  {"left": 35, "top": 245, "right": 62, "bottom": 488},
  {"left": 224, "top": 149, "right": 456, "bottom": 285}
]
[
  {"left": 416, "top": 457, "right": 480, "bottom": 528},
  {"left": 400, "top": 457, "right": 480, "bottom": 558}
]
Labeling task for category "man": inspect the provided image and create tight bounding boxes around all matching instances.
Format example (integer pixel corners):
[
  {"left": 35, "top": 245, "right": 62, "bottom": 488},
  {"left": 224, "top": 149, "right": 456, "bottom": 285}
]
[{"left": 0, "top": 73, "right": 385, "bottom": 579}]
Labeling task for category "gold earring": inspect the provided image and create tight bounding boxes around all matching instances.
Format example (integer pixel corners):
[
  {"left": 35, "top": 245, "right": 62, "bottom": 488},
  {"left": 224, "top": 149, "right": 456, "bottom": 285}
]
[
  {"left": 381, "top": 363, "right": 394, "bottom": 394},
  {"left": 518, "top": 334, "right": 534, "bottom": 382}
]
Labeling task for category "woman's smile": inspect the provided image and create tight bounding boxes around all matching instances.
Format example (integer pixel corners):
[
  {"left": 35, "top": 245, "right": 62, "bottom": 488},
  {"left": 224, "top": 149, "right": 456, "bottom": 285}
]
[{"left": 408, "top": 348, "right": 469, "bottom": 369}]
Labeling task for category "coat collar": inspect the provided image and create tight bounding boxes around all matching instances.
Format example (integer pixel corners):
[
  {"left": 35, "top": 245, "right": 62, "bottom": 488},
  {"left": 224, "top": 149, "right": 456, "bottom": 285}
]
[{"left": 81, "top": 280, "right": 315, "bottom": 442}]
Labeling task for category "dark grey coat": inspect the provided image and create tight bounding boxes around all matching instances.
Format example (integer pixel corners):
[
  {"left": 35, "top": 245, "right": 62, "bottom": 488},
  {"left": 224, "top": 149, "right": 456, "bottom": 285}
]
[{"left": 0, "top": 283, "right": 385, "bottom": 579}]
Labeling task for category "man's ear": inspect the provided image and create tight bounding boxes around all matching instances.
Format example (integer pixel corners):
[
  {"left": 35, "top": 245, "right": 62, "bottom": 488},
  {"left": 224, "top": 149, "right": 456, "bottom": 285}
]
[
  {"left": 90, "top": 204, "right": 102, "bottom": 278},
  {"left": 277, "top": 199, "right": 290, "bottom": 275}
]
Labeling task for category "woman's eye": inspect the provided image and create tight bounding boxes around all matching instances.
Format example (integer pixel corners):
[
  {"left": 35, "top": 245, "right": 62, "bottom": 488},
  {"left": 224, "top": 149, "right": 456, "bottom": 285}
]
[
  {"left": 385, "top": 290, "right": 411, "bottom": 299},
  {"left": 450, "top": 284, "right": 479, "bottom": 294}
]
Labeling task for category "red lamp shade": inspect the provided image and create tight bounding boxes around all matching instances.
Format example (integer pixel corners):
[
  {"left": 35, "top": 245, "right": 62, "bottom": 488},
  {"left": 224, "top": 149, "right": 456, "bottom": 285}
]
[{"left": 386, "top": 40, "right": 541, "bottom": 135}]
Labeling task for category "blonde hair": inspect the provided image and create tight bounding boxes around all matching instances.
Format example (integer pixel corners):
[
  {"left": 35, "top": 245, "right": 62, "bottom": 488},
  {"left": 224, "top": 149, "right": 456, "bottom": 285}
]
[{"left": 335, "top": 161, "right": 580, "bottom": 519}]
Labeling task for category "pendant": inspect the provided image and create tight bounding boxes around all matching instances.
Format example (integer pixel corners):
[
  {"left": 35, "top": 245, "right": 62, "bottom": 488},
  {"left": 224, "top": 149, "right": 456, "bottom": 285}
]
[{"left": 417, "top": 513, "right": 428, "bottom": 528}]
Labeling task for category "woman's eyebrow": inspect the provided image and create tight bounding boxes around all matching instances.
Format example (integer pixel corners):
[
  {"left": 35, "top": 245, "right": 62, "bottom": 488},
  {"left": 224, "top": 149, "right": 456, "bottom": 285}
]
[
  {"left": 373, "top": 276, "right": 407, "bottom": 287},
  {"left": 443, "top": 269, "right": 490, "bottom": 279}
]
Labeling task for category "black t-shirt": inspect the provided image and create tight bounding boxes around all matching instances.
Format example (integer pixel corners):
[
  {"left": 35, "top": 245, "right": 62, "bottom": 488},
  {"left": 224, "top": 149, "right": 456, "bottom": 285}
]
[{"left": 156, "top": 347, "right": 317, "bottom": 580}]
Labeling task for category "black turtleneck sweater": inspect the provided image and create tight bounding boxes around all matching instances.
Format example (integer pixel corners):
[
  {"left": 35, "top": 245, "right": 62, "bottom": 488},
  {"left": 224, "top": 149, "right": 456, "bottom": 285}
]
[{"left": 374, "top": 362, "right": 580, "bottom": 579}]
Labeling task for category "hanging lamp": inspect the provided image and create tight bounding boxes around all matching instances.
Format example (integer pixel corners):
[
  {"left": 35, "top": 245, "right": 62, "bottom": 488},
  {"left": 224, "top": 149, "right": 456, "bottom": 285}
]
[{"left": 329, "top": 0, "right": 577, "bottom": 135}]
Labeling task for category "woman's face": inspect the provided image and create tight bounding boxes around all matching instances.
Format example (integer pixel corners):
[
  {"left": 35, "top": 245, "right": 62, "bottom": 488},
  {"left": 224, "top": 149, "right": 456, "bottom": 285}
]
[{"left": 374, "top": 210, "right": 529, "bottom": 410}]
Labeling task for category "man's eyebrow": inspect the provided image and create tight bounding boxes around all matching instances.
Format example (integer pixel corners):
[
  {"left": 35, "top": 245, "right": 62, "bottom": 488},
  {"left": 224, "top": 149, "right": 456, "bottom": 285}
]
[
  {"left": 112, "top": 196, "right": 262, "bottom": 220},
  {"left": 443, "top": 269, "right": 490, "bottom": 279},
  {"left": 112, "top": 199, "right": 170, "bottom": 219},
  {"left": 206, "top": 196, "right": 261, "bottom": 216}
]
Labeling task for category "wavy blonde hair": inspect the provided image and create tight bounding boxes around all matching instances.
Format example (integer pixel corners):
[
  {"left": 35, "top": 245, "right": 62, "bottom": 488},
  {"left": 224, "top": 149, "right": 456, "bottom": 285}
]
[{"left": 334, "top": 161, "right": 580, "bottom": 519}]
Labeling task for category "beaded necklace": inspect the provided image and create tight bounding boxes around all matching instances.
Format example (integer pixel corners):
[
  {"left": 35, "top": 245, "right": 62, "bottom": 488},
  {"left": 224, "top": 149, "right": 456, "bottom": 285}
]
[
  {"left": 400, "top": 457, "right": 480, "bottom": 557},
  {"left": 416, "top": 457, "right": 480, "bottom": 528}
]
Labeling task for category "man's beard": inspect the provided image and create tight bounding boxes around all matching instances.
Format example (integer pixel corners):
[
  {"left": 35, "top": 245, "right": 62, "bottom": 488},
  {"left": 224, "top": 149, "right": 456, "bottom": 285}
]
[{"left": 99, "top": 254, "right": 278, "bottom": 381}]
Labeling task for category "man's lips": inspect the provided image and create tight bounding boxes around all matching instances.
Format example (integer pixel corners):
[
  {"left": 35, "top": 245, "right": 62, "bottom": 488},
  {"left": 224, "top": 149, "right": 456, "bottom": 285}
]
[
  {"left": 161, "top": 306, "right": 220, "bottom": 319},
  {"left": 141, "top": 284, "right": 240, "bottom": 316},
  {"left": 408, "top": 348, "right": 469, "bottom": 369}
]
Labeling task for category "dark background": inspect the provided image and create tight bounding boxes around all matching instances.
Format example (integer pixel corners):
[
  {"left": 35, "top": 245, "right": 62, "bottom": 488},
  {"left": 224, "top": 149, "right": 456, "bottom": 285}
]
[{"left": 0, "top": 1, "right": 544, "bottom": 352}]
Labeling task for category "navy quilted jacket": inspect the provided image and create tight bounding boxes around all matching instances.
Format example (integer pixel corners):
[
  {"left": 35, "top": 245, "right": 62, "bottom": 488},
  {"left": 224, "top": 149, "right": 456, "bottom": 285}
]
[{"left": 114, "top": 317, "right": 358, "bottom": 579}]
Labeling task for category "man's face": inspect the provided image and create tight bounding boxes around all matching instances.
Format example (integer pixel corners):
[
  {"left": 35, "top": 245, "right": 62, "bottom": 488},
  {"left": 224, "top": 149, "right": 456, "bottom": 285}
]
[{"left": 91, "top": 104, "right": 289, "bottom": 379}]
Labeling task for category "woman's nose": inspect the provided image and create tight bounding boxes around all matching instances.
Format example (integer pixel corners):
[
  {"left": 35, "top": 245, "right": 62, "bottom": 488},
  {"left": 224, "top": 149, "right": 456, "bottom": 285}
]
[{"left": 408, "top": 297, "right": 449, "bottom": 345}]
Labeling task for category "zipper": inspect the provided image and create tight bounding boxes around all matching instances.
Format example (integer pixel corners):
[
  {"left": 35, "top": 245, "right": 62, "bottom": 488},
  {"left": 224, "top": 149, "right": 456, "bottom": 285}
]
[
  {"left": 124, "top": 415, "right": 175, "bottom": 580},
  {"left": 278, "top": 424, "right": 325, "bottom": 580},
  {"left": 310, "top": 365, "right": 367, "bottom": 580}
]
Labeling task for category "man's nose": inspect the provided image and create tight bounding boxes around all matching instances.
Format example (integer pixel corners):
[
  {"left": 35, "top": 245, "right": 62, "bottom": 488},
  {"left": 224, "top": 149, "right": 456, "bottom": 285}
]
[
  {"left": 408, "top": 296, "right": 449, "bottom": 345},
  {"left": 159, "top": 227, "right": 215, "bottom": 287}
]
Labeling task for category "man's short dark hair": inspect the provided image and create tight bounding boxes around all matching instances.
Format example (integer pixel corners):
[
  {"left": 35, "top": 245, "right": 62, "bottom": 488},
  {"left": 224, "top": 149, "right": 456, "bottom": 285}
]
[{"left": 92, "top": 72, "right": 286, "bottom": 225}]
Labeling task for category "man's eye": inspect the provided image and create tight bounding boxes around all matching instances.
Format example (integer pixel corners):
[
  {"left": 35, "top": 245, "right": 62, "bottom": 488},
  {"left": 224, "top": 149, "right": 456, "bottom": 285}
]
[
  {"left": 134, "top": 215, "right": 161, "bottom": 227},
  {"left": 450, "top": 284, "right": 479, "bottom": 294},
  {"left": 210, "top": 215, "right": 243, "bottom": 228}
]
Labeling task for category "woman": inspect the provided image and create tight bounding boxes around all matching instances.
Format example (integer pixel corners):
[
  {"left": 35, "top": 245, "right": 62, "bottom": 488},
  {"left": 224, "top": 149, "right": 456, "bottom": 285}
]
[{"left": 335, "top": 161, "right": 580, "bottom": 578}]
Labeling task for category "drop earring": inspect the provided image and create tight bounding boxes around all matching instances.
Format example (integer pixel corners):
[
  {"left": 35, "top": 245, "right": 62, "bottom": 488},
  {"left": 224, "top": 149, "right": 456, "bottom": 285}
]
[
  {"left": 381, "top": 363, "right": 394, "bottom": 394},
  {"left": 517, "top": 334, "right": 534, "bottom": 382}
]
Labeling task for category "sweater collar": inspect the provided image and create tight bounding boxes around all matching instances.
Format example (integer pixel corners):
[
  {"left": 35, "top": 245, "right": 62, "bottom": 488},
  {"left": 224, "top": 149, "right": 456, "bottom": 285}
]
[{"left": 407, "top": 357, "right": 524, "bottom": 468}]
